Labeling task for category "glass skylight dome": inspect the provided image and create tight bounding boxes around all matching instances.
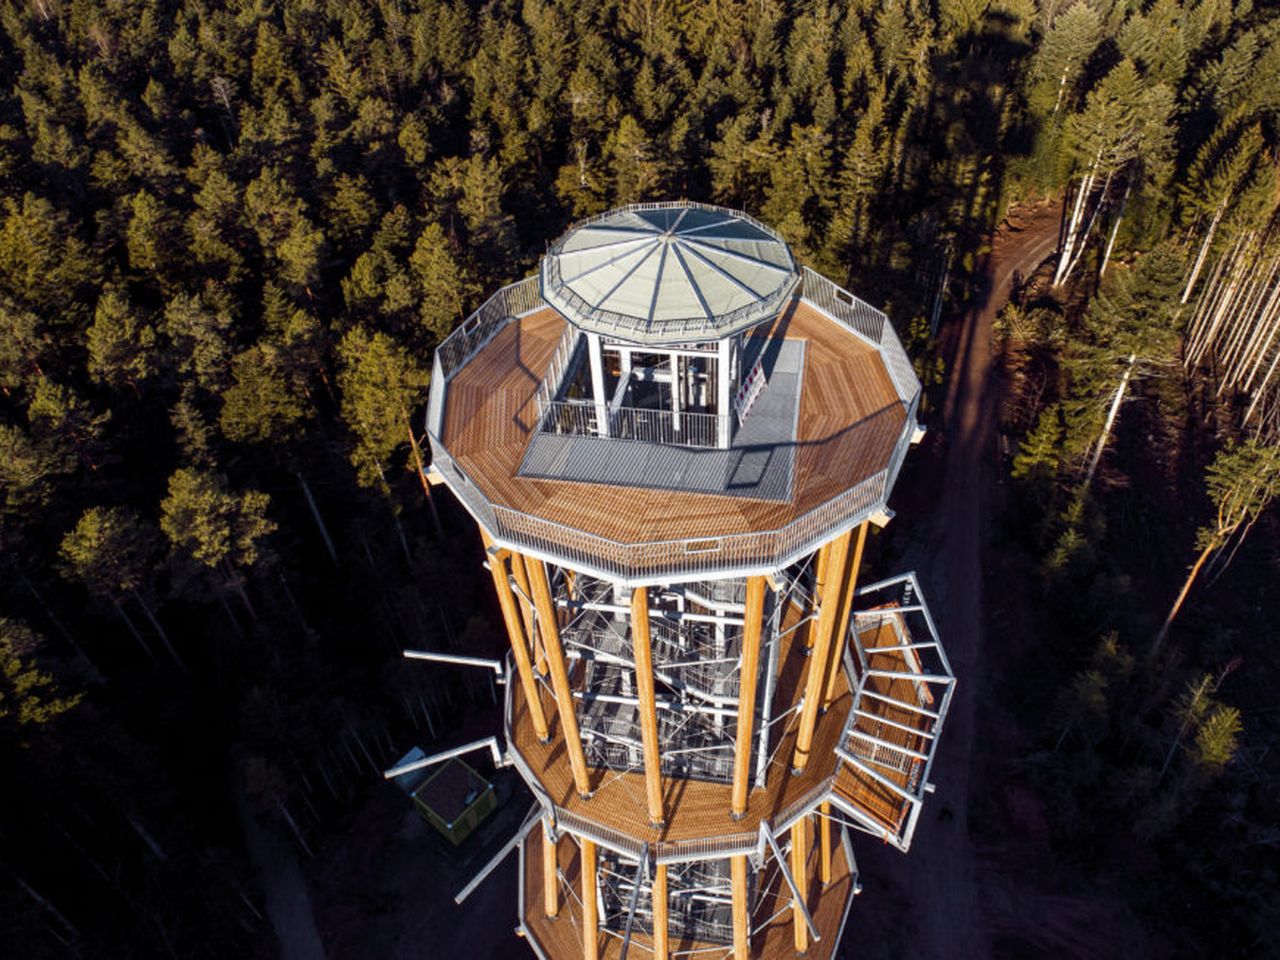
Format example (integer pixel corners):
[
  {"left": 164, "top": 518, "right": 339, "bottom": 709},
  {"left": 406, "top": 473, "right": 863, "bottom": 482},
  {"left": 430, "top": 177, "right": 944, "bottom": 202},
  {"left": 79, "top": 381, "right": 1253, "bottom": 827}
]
[{"left": 541, "top": 202, "right": 799, "bottom": 344}]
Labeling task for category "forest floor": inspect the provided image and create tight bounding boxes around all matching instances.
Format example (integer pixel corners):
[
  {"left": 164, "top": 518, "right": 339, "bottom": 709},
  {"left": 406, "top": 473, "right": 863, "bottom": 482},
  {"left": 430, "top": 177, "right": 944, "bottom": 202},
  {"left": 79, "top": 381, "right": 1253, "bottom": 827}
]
[{"left": 854, "top": 200, "right": 1151, "bottom": 960}]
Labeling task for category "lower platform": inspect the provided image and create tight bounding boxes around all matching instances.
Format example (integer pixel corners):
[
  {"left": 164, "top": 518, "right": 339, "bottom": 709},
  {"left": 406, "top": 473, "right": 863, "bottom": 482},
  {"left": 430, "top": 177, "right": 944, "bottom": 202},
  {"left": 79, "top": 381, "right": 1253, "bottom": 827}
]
[{"left": 518, "top": 820, "right": 857, "bottom": 960}]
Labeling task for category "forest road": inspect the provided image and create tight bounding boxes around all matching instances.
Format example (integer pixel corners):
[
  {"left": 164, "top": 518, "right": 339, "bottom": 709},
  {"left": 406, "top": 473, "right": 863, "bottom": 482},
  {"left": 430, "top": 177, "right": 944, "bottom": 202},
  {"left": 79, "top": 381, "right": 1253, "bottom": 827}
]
[{"left": 869, "top": 202, "right": 1062, "bottom": 960}]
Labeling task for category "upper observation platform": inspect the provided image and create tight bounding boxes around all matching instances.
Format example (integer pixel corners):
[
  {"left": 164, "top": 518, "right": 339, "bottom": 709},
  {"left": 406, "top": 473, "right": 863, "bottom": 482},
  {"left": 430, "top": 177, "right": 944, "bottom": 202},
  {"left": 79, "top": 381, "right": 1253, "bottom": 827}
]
[
  {"left": 426, "top": 203, "right": 922, "bottom": 585},
  {"left": 541, "top": 202, "right": 798, "bottom": 345}
]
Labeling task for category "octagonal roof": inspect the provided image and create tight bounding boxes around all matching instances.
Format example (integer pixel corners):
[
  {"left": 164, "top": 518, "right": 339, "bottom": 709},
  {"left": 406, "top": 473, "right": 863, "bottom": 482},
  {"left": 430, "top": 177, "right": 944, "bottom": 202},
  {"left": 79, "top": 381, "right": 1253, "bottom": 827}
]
[{"left": 541, "top": 202, "right": 799, "bottom": 344}]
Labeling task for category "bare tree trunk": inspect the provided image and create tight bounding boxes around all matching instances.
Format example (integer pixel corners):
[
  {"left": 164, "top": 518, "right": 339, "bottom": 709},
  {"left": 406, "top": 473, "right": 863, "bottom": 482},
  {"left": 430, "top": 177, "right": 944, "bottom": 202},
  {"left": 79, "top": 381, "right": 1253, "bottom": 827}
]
[
  {"left": 1181, "top": 197, "right": 1228, "bottom": 304},
  {"left": 1054, "top": 160, "right": 1097, "bottom": 286},
  {"left": 1060, "top": 168, "right": 1114, "bottom": 285},
  {"left": 112, "top": 598, "right": 155, "bottom": 660},
  {"left": 129, "top": 590, "right": 186, "bottom": 672},
  {"left": 374, "top": 462, "right": 413, "bottom": 564},
  {"left": 296, "top": 470, "right": 338, "bottom": 566},
  {"left": 406, "top": 420, "right": 445, "bottom": 539},
  {"left": 1099, "top": 179, "right": 1132, "bottom": 278},
  {"left": 19, "top": 572, "right": 101, "bottom": 678},
  {"left": 1084, "top": 354, "right": 1136, "bottom": 488},
  {"left": 1153, "top": 540, "right": 1217, "bottom": 657},
  {"left": 219, "top": 560, "right": 257, "bottom": 623}
]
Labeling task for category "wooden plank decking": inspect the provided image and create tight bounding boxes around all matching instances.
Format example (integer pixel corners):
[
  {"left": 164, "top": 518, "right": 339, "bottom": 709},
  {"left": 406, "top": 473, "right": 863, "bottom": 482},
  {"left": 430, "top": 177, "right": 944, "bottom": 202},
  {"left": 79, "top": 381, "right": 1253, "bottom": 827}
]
[{"left": 440, "top": 299, "right": 905, "bottom": 545}]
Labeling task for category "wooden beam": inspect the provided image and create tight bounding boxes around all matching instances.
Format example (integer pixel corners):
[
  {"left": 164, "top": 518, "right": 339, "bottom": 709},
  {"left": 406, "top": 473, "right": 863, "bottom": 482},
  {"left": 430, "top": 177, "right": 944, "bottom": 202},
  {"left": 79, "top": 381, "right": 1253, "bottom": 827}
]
[
  {"left": 630, "top": 586, "right": 665, "bottom": 826},
  {"left": 731, "top": 576, "right": 768, "bottom": 817},
  {"left": 653, "top": 863, "right": 669, "bottom": 960},
  {"left": 526, "top": 555, "right": 592, "bottom": 797},
  {"left": 480, "top": 533, "right": 548, "bottom": 742},
  {"left": 793, "top": 528, "right": 853, "bottom": 773},
  {"left": 581, "top": 837, "right": 598, "bottom": 960},
  {"left": 806, "top": 544, "right": 831, "bottom": 651},
  {"left": 819, "top": 804, "right": 832, "bottom": 886},
  {"left": 790, "top": 818, "right": 810, "bottom": 953},
  {"left": 731, "top": 855, "right": 749, "bottom": 960},
  {"left": 823, "top": 522, "right": 868, "bottom": 711},
  {"left": 508, "top": 552, "right": 546, "bottom": 675},
  {"left": 543, "top": 819, "right": 559, "bottom": 918}
]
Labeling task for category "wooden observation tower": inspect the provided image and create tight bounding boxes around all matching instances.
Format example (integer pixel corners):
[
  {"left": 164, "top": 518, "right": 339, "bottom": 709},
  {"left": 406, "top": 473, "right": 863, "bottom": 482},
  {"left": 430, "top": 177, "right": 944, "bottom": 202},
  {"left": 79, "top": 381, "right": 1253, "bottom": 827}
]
[{"left": 406, "top": 202, "right": 954, "bottom": 960}]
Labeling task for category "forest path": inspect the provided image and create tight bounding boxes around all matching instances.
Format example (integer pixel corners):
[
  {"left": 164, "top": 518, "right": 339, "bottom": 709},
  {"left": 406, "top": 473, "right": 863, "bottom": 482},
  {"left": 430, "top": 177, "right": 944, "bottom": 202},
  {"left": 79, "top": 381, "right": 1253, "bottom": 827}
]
[
  {"left": 235, "top": 771, "right": 326, "bottom": 960},
  {"left": 862, "top": 202, "right": 1063, "bottom": 960}
]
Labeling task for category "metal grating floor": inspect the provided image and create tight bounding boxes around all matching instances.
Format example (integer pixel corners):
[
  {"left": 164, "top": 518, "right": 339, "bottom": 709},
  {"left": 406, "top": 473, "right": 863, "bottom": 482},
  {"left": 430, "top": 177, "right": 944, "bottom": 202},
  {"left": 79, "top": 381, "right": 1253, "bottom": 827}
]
[{"left": 517, "top": 340, "right": 805, "bottom": 501}]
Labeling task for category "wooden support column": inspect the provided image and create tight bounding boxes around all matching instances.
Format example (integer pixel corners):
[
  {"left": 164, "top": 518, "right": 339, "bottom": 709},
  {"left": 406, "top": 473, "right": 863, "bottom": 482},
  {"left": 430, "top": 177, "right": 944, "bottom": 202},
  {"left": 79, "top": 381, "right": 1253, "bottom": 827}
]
[
  {"left": 653, "top": 863, "right": 669, "bottom": 960},
  {"left": 543, "top": 819, "right": 559, "bottom": 918},
  {"left": 819, "top": 804, "right": 832, "bottom": 886},
  {"left": 508, "top": 552, "right": 544, "bottom": 674},
  {"left": 480, "top": 533, "right": 549, "bottom": 742},
  {"left": 731, "top": 855, "right": 750, "bottom": 960},
  {"left": 806, "top": 545, "right": 831, "bottom": 651},
  {"left": 630, "top": 586, "right": 665, "bottom": 826},
  {"left": 526, "top": 555, "right": 592, "bottom": 798},
  {"left": 581, "top": 837, "right": 598, "bottom": 960},
  {"left": 823, "top": 522, "right": 869, "bottom": 711},
  {"left": 790, "top": 819, "right": 810, "bottom": 954},
  {"left": 732, "top": 576, "right": 768, "bottom": 817},
  {"left": 793, "top": 528, "right": 854, "bottom": 773}
]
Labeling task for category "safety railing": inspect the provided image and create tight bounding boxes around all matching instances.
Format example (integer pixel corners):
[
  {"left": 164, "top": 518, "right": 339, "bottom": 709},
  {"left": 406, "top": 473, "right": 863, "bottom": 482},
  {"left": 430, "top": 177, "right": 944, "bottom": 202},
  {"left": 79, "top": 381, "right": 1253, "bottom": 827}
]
[
  {"left": 434, "top": 275, "right": 542, "bottom": 382},
  {"left": 798, "top": 267, "right": 921, "bottom": 407},
  {"left": 536, "top": 399, "right": 727, "bottom": 449},
  {"left": 532, "top": 319, "right": 582, "bottom": 418}
]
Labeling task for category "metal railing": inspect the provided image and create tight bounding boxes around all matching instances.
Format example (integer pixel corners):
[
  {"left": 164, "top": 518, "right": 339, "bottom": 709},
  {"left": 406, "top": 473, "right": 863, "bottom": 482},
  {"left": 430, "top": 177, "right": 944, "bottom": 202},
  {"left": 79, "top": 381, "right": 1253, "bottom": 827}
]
[
  {"left": 798, "top": 267, "right": 921, "bottom": 407},
  {"left": 434, "top": 275, "right": 543, "bottom": 382},
  {"left": 532, "top": 320, "right": 582, "bottom": 418},
  {"left": 537, "top": 399, "right": 727, "bottom": 449}
]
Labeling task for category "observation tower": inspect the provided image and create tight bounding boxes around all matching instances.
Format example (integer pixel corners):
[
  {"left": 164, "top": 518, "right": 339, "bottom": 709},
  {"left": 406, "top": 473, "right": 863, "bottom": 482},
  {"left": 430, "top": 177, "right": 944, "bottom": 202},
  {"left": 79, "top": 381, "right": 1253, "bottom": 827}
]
[{"left": 404, "top": 202, "right": 954, "bottom": 960}]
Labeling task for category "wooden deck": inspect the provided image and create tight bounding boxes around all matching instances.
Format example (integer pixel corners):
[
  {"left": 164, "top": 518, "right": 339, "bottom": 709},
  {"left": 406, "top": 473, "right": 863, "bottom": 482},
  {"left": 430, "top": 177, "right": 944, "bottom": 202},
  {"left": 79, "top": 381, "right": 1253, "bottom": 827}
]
[
  {"left": 520, "top": 814, "right": 856, "bottom": 960},
  {"left": 439, "top": 298, "right": 905, "bottom": 545},
  {"left": 510, "top": 600, "right": 848, "bottom": 849}
]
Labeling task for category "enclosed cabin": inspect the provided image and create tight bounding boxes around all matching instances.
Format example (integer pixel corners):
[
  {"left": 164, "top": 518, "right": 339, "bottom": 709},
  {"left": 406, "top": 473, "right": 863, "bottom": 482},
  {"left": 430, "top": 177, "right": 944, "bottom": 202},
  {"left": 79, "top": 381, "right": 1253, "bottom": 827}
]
[{"left": 536, "top": 204, "right": 798, "bottom": 452}]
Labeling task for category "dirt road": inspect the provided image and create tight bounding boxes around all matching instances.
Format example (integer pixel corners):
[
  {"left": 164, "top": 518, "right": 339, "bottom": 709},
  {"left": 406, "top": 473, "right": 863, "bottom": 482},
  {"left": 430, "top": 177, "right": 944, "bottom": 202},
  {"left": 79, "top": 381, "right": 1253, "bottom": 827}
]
[{"left": 856, "top": 204, "right": 1062, "bottom": 960}]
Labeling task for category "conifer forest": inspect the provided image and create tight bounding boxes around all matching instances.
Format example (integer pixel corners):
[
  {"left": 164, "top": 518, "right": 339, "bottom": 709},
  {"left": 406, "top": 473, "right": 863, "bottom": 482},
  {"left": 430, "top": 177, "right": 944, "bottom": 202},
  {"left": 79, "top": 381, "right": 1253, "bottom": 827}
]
[{"left": 1, "top": 1, "right": 1279, "bottom": 957}]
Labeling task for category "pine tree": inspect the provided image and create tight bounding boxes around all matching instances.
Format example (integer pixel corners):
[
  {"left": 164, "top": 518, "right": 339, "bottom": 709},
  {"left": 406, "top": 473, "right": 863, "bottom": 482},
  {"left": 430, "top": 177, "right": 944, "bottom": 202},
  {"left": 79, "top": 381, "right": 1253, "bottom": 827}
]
[
  {"left": 336, "top": 326, "right": 430, "bottom": 493},
  {"left": 159, "top": 468, "right": 276, "bottom": 619},
  {"left": 1154, "top": 440, "right": 1280, "bottom": 653},
  {"left": 59, "top": 507, "right": 180, "bottom": 666},
  {"left": 0, "top": 619, "right": 81, "bottom": 736},
  {"left": 409, "top": 221, "right": 471, "bottom": 343},
  {"left": 86, "top": 288, "right": 158, "bottom": 391}
]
